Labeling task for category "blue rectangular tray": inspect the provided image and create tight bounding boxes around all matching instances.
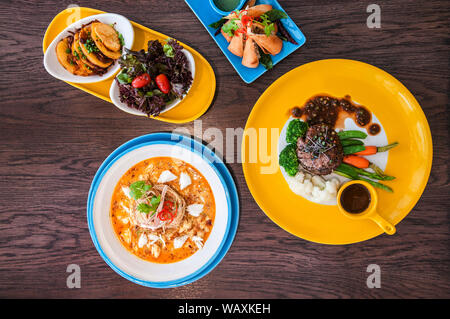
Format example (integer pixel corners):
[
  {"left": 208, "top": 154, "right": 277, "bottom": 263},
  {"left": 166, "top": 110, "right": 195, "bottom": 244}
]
[{"left": 184, "top": 0, "right": 306, "bottom": 83}]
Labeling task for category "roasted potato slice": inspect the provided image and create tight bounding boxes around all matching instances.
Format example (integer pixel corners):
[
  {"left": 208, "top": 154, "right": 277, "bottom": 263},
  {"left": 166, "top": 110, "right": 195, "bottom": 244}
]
[
  {"left": 78, "top": 27, "right": 113, "bottom": 68},
  {"left": 73, "top": 32, "right": 101, "bottom": 70},
  {"left": 90, "top": 23, "right": 122, "bottom": 59},
  {"left": 91, "top": 22, "right": 121, "bottom": 52},
  {"left": 55, "top": 37, "right": 85, "bottom": 75},
  {"left": 71, "top": 32, "right": 94, "bottom": 75}
]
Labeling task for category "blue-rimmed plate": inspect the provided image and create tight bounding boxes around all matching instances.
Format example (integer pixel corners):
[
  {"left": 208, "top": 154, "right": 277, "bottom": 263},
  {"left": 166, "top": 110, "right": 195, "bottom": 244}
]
[
  {"left": 184, "top": 0, "right": 306, "bottom": 83},
  {"left": 87, "top": 133, "right": 239, "bottom": 288}
]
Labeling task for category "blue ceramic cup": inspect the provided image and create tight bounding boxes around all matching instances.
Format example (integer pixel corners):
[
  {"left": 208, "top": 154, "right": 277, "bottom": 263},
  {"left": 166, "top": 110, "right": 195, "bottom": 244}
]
[{"left": 209, "top": 0, "right": 246, "bottom": 15}]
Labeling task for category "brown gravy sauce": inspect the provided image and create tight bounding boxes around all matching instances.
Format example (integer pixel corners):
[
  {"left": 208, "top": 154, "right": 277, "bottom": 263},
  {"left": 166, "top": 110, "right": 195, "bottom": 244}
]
[
  {"left": 340, "top": 184, "right": 371, "bottom": 214},
  {"left": 291, "top": 94, "right": 380, "bottom": 135},
  {"left": 368, "top": 123, "right": 381, "bottom": 135}
]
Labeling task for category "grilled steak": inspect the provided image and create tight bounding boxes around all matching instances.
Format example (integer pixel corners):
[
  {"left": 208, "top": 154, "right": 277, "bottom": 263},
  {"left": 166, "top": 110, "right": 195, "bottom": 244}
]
[{"left": 296, "top": 124, "right": 343, "bottom": 175}]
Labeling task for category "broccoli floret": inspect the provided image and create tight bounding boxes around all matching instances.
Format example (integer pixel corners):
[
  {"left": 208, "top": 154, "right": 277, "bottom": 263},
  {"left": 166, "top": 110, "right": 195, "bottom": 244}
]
[
  {"left": 286, "top": 119, "right": 308, "bottom": 144},
  {"left": 279, "top": 143, "right": 299, "bottom": 176}
]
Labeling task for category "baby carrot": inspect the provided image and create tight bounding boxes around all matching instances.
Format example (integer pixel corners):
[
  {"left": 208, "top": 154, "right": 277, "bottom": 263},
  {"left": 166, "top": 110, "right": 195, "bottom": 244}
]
[
  {"left": 354, "top": 142, "right": 399, "bottom": 156},
  {"left": 343, "top": 155, "right": 370, "bottom": 168},
  {"left": 354, "top": 145, "right": 377, "bottom": 156}
]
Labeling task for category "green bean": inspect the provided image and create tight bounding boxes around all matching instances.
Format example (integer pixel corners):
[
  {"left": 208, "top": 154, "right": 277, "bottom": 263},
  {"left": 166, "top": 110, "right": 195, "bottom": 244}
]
[
  {"left": 339, "top": 163, "right": 395, "bottom": 181},
  {"left": 340, "top": 139, "right": 364, "bottom": 147},
  {"left": 335, "top": 167, "right": 393, "bottom": 192},
  {"left": 358, "top": 176, "right": 393, "bottom": 193},
  {"left": 338, "top": 130, "right": 368, "bottom": 140},
  {"left": 368, "top": 163, "right": 395, "bottom": 180},
  {"left": 343, "top": 145, "right": 366, "bottom": 155},
  {"left": 334, "top": 165, "right": 359, "bottom": 179},
  {"left": 334, "top": 170, "right": 354, "bottom": 180}
]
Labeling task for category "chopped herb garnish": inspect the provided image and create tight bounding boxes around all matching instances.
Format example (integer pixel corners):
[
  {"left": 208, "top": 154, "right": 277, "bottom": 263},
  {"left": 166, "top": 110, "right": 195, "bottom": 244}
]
[
  {"left": 117, "top": 32, "right": 125, "bottom": 47},
  {"left": 129, "top": 181, "right": 151, "bottom": 200},
  {"left": 149, "top": 195, "right": 161, "bottom": 208},
  {"left": 259, "top": 14, "right": 276, "bottom": 36},
  {"left": 84, "top": 39, "right": 99, "bottom": 54},
  {"left": 137, "top": 203, "right": 152, "bottom": 214},
  {"left": 221, "top": 19, "right": 240, "bottom": 37},
  {"left": 136, "top": 195, "right": 161, "bottom": 215},
  {"left": 264, "top": 23, "right": 275, "bottom": 37}
]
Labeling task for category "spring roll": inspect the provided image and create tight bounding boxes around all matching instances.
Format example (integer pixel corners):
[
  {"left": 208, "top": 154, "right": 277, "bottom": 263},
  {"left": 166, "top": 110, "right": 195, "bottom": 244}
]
[
  {"left": 228, "top": 32, "right": 245, "bottom": 57},
  {"left": 248, "top": 22, "right": 283, "bottom": 56},
  {"left": 226, "top": 4, "right": 273, "bottom": 19},
  {"left": 242, "top": 38, "right": 259, "bottom": 68}
]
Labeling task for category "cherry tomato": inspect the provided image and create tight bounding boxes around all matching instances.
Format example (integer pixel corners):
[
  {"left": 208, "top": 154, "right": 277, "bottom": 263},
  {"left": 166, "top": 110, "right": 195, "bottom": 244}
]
[
  {"left": 131, "top": 73, "right": 151, "bottom": 88},
  {"left": 155, "top": 74, "right": 171, "bottom": 94}
]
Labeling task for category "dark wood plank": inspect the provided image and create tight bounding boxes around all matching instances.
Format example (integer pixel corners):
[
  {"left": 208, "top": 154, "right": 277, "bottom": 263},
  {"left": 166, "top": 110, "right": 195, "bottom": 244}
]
[{"left": 0, "top": 0, "right": 448, "bottom": 298}]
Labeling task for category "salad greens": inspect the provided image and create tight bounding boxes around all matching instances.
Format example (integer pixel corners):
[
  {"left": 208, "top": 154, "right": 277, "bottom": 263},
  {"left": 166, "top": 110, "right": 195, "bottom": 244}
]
[{"left": 116, "top": 39, "right": 193, "bottom": 116}]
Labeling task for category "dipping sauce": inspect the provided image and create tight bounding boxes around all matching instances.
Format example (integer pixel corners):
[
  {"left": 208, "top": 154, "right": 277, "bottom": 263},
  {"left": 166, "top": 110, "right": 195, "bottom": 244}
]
[
  {"left": 214, "top": 0, "right": 240, "bottom": 11},
  {"left": 340, "top": 183, "right": 371, "bottom": 214},
  {"left": 291, "top": 94, "right": 380, "bottom": 135},
  {"left": 368, "top": 123, "right": 381, "bottom": 135}
]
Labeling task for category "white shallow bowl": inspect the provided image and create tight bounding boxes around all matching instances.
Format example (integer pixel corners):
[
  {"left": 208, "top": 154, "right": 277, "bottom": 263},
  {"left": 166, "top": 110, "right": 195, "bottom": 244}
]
[
  {"left": 109, "top": 49, "right": 196, "bottom": 116},
  {"left": 43, "top": 13, "right": 134, "bottom": 84},
  {"left": 91, "top": 143, "right": 228, "bottom": 283}
]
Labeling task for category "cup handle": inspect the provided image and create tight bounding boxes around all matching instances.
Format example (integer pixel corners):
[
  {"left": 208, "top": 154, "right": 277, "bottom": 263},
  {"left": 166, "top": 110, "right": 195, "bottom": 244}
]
[{"left": 370, "top": 213, "right": 396, "bottom": 235}]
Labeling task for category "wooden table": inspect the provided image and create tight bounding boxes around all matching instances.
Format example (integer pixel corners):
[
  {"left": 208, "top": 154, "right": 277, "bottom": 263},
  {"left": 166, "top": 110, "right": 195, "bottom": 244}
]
[{"left": 0, "top": 0, "right": 448, "bottom": 298}]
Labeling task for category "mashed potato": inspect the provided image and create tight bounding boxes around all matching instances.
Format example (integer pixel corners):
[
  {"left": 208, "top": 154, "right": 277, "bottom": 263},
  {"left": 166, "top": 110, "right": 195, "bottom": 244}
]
[{"left": 285, "top": 170, "right": 340, "bottom": 204}]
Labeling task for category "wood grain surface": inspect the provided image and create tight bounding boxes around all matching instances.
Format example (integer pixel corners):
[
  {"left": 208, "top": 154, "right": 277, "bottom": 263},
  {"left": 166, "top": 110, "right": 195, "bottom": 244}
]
[{"left": 0, "top": 0, "right": 449, "bottom": 298}]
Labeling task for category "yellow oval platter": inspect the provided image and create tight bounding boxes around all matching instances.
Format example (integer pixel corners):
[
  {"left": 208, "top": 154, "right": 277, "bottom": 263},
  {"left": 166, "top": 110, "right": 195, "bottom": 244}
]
[
  {"left": 242, "top": 59, "right": 433, "bottom": 245},
  {"left": 42, "top": 7, "right": 216, "bottom": 123}
]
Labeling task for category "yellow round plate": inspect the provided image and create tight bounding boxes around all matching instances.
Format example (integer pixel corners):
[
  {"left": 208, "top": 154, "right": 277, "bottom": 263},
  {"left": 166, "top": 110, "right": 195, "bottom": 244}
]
[
  {"left": 42, "top": 7, "right": 216, "bottom": 123},
  {"left": 242, "top": 59, "right": 432, "bottom": 245}
]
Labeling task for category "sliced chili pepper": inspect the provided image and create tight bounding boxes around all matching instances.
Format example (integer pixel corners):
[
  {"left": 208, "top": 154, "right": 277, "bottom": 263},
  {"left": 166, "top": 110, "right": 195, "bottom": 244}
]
[
  {"left": 234, "top": 28, "right": 246, "bottom": 36},
  {"left": 158, "top": 200, "right": 176, "bottom": 222},
  {"left": 241, "top": 15, "right": 253, "bottom": 27},
  {"left": 158, "top": 209, "right": 173, "bottom": 221}
]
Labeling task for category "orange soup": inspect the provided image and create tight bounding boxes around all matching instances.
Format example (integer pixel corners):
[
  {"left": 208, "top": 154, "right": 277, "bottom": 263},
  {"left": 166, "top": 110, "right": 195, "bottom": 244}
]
[{"left": 110, "top": 157, "right": 215, "bottom": 263}]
